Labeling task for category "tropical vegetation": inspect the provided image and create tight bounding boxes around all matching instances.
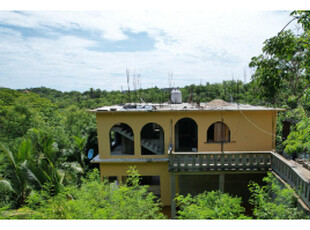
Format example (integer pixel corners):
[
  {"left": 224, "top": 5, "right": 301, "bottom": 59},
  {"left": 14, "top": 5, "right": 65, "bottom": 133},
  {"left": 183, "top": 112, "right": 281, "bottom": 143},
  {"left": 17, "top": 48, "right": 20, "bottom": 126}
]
[{"left": 0, "top": 10, "right": 310, "bottom": 219}]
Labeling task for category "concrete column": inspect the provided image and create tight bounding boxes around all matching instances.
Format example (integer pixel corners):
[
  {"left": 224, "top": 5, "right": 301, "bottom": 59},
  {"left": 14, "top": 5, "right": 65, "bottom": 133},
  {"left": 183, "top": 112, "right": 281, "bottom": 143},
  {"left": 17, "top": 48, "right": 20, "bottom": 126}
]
[
  {"left": 219, "top": 173, "right": 225, "bottom": 192},
  {"left": 117, "top": 176, "right": 123, "bottom": 185},
  {"left": 170, "top": 172, "right": 176, "bottom": 219},
  {"left": 134, "top": 128, "right": 141, "bottom": 156}
]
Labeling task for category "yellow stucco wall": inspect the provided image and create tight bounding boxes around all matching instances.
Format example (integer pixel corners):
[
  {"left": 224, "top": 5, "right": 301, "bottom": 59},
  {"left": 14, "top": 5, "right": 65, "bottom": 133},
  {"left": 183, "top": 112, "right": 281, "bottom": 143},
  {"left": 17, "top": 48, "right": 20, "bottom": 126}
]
[
  {"left": 96, "top": 110, "right": 277, "bottom": 157},
  {"left": 99, "top": 162, "right": 170, "bottom": 205}
]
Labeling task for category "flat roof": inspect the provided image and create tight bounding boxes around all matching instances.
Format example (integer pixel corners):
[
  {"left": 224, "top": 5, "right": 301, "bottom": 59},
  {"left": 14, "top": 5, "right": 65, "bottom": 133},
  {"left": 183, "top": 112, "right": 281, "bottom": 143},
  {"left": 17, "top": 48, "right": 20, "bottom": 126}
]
[{"left": 89, "top": 99, "right": 284, "bottom": 113}]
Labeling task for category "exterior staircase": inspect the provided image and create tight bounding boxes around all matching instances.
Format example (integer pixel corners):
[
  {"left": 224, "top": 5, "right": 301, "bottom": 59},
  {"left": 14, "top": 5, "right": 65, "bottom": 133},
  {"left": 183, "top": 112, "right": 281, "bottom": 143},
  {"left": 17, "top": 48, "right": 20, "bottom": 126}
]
[
  {"left": 141, "top": 138, "right": 163, "bottom": 155},
  {"left": 113, "top": 127, "right": 163, "bottom": 155}
]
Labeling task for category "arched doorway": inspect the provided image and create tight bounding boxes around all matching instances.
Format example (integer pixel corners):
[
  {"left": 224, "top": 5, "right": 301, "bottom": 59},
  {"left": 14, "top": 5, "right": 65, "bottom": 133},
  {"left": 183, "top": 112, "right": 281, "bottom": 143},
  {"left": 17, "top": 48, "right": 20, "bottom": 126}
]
[
  {"left": 175, "top": 118, "right": 198, "bottom": 152},
  {"left": 140, "top": 123, "right": 165, "bottom": 155},
  {"left": 110, "top": 123, "right": 134, "bottom": 155}
]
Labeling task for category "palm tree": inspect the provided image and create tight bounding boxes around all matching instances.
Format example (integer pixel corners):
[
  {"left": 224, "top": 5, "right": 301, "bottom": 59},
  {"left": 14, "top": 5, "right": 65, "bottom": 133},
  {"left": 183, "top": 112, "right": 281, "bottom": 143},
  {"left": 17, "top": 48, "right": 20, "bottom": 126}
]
[
  {"left": 0, "top": 140, "right": 34, "bottom": 207},
  {"left": 27, "top": 129, "right": 84, "bottom": 194},
  {"left": 0, "top": 129, "right": 85, "bottom": 208}
]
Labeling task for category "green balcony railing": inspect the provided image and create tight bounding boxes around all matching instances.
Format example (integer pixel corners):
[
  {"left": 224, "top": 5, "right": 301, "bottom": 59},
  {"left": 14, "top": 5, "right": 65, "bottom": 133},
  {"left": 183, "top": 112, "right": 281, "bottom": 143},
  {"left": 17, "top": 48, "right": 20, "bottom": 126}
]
[
  {"left": 271, "top": 152, "right": 310, "bottom": 209},
  {"left": 168, "top": 152, "right": 271, "bottom": 172}
]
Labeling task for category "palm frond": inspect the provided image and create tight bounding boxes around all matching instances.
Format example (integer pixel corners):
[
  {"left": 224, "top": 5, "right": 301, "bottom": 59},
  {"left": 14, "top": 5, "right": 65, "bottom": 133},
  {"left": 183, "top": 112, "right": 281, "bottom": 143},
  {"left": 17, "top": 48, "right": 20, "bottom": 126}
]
[
  {"left": 57, "top": 170, "right": 65, "bottom": 185},
  {"left": 20, "top": 161, "right": 43, "bottom": 190},
  {"left": 0, "top": 143, "right": 16, "bottom": 169},
  {"left": 63, "top": 162, "right": 84, "bottom": 174},
  {"left": 17, "top": 139, "right": 33, "bottom": 162},
  {"left": 0, "top": 178, "right": 16, "bottom": 194}
]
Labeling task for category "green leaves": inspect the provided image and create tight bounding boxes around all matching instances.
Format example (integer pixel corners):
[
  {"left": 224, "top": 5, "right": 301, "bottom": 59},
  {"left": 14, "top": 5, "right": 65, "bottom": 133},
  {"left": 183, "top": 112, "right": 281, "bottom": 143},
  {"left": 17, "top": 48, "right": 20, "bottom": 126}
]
[
  {"left": 23, "top": 168, "right": 165, "bottom": 219},
  {"left": 0, "top": 178, "right": 15, "bottom": 194},
  {"left": 248, "top": 173, "right": 308, "bottom": 219},
  {"left": 0, "top": 143, "right": 16, "bottom": 169},
  {"left": 175, "top": 190, "right": 249, "bottom": 219},
  {"left": 291, "top": 11, "right": 310, "bottom": 31},
  {"left": 249, "top": 12, "right": 310, "bottom": 107},
  {"left": 284, "top": 115, "right": 310, "bottom": 156},
  {"left": 17, "top": 139, "right": 33, "bottom": 164}
]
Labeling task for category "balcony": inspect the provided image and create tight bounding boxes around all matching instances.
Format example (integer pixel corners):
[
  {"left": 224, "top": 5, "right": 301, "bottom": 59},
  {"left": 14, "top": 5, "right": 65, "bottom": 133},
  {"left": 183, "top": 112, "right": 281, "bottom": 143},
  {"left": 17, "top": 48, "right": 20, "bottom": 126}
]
[{"left": 168, "top": 151, "right": 272, "bottom": 172}]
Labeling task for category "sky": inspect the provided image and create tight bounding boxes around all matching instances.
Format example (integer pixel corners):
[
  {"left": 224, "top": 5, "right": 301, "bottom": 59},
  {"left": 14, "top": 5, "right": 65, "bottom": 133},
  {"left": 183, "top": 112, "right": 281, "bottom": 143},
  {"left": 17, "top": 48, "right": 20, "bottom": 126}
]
[{"left": 0, "top": 2, "right": 303, "bottom": 92}]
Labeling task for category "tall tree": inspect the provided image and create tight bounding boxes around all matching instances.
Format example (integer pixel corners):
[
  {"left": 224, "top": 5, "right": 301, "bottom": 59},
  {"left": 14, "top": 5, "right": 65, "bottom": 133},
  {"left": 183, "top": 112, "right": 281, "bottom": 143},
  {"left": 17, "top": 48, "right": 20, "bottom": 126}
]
[{"left": 249, "top": 11, "right": 310, "bottom": 108}]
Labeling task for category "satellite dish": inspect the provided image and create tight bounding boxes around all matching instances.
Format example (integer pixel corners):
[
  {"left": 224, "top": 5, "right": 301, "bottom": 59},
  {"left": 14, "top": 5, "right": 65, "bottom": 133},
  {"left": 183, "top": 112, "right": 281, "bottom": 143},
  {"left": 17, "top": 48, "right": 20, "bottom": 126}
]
[{"left": 88, "top": 149, "right": 94, "bottom": 159}]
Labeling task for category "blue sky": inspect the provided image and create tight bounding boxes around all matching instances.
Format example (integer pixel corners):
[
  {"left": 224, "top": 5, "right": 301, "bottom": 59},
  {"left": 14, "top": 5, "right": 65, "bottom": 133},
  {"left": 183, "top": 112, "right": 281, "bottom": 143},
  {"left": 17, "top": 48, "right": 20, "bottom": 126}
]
[{"left": 0, "top": 9, "right": 300, "bottom": 92}]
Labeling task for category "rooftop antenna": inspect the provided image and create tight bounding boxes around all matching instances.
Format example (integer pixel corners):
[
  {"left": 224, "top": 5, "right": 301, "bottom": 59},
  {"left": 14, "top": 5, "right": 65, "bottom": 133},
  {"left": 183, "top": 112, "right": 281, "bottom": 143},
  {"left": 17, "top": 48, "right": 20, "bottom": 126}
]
[
  {"left": 132, "top": 70, "right": 137, "bottom": 104},
  {"left": 168, "top": 72, "right": 174, "bottom": 104},
  {"left": 243, "top": 68, "right": 247, "bottom": 84},
  {"left": 126, "top": 68, "right": 131, "bottom": 103},
  {"left": 188, "top": 87, "right": 193, "bottom": 104},
  {"left": 138, "top": 73, "right": 141, "bottom": 89},
  {"left": 120, "top": 85, "right": 124, "bottom": 104},
  {"left": 231, "top": 73, "right": 235, "bottom": 103},
  {"left": 137, "top": 73, "right": 142, "bottom": 103},
  {"left": 168, "top": 72, "right": 174, "bottom": 89}
]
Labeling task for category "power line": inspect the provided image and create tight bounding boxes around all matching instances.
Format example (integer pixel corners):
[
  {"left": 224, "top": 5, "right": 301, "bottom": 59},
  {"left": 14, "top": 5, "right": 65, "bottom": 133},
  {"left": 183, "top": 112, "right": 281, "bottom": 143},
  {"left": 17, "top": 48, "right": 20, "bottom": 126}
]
[
  {"left": 231, "top": 95, "right": 276, "bottom": 137},
  {"left": 239, "top": 109, "right": 276, "bottom": 137}
]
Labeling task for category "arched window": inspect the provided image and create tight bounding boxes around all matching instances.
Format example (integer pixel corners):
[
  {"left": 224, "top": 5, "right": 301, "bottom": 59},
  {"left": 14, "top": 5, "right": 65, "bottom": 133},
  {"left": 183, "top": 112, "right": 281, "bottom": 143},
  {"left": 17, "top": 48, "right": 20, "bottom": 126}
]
[
  {"left": 207, "top": 122, "right": 230, "bottom": 143},
  {"left": 175, "top": 118, "right": 198, "bottom": 152},
  {"left": 140, "top": 123, "right": 164, "bottom": 155},
  {"left": 110, "top": 123, "right": 134, "bottom": 155}
]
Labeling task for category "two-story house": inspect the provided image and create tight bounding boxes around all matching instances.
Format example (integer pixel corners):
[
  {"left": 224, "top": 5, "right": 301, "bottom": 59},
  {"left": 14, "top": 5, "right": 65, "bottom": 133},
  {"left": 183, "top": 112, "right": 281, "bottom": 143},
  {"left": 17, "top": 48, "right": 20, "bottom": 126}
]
[{"left": 89, "top": 90, "right": 283, "bottom": 216}]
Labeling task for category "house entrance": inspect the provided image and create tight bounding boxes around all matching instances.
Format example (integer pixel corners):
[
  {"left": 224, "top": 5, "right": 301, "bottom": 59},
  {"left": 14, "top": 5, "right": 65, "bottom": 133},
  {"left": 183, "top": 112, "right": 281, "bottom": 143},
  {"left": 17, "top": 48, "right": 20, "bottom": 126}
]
[{"left": 175, "top": 118, "right": 198, "bottom": 152}]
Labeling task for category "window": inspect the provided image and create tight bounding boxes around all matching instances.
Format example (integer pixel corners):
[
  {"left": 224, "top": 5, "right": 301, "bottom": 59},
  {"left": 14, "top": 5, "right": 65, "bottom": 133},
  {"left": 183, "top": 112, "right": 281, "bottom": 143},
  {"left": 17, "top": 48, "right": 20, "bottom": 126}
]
[
  {"left": 140, "top": 123, "right": 164, "bottom": 155},
  {"left": 107, "top": 176, "right": 118, "bottom": 183},
  {"left": 207, "top": 122, "right": 230, "bottom": 143},
  {"left": 110, "top": 123, "right": 134, "bottom": 155},
  {"left": 121, "top": 176, "right": 161, "bottom": 199},
  {"left": 140, "top": 176, "right": 161, "bottom": 199}
]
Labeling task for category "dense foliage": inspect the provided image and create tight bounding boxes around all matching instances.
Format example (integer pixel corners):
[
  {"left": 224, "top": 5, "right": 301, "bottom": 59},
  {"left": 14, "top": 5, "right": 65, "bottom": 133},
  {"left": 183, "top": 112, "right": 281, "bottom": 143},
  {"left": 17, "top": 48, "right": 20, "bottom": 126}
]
[
  {"left": 248, "top": 11, "right": 310, "bottom": 158},
  {"left": 0, "top": 167, "right": 165, "bottom": 219},
  {"left": 284, "top": 115, "right": 310, "bottom": 155},
  {"left": 175, "top": 191, "right": 249, "bottom": 219},
  {"left": 0, "top": 88, "right": 97, "bottom": 209},
  {"left": 248, "top": 173, "right": 308, "bottom": 219}
]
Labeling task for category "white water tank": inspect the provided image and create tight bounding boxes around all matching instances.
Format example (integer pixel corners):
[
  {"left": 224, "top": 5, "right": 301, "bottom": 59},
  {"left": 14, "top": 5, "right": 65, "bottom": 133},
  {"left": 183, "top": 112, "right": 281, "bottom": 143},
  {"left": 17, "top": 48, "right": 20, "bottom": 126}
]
[{"left": 171, "top": 89, "right": 182, "bottom": 104}]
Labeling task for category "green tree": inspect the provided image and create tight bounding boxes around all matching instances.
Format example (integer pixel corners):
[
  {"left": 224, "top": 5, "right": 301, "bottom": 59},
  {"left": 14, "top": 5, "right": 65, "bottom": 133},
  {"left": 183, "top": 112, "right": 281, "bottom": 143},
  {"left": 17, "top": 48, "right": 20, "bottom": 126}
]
[
  {"left": 284, "top": 115, "right": 310, "bottom": 159},
  {"left": 175, "top": 190, "right": 249, "bottom": 219},
  {"left": 0, "top": 141, "right": 34, "bottom": 208},
  {"left": 0, "top": 129, "right": 84, "bottom": 208},
  {"left": 249, "top": 11, "right": 310, "bottom": 108},
  {"left": 248, "top": 172, "right": 308, "bottom": 219}
]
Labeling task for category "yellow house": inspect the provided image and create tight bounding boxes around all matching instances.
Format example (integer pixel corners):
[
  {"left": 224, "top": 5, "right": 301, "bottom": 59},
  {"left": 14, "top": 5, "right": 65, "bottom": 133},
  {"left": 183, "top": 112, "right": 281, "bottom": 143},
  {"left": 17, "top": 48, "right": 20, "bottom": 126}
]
[{"left": 89, "top": 93, "right": 283, "bottom": 217}]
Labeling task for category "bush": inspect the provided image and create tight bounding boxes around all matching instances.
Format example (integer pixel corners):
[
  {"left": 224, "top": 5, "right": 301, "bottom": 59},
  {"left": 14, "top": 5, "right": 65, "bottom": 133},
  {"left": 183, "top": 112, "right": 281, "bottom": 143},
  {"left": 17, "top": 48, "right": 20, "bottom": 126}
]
[
  {"left": 248, "top": 172, "right": 308, "bottom": 219},
  {"left": 175, "top": 190, "right": 249, "bottom": 219},
  {"left": 24, "top": 167, "right": 166, "bottom": 219}
]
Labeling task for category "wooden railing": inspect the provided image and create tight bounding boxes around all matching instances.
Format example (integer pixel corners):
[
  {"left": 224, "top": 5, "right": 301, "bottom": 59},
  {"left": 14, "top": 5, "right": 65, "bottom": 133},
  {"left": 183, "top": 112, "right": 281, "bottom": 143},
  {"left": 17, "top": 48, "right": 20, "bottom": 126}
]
[
  {"left": 271, "top": 152, "right": 310, "bottom": 209},
  {"left": 169, "top": 152, "right": 271, "bottom": 172}
]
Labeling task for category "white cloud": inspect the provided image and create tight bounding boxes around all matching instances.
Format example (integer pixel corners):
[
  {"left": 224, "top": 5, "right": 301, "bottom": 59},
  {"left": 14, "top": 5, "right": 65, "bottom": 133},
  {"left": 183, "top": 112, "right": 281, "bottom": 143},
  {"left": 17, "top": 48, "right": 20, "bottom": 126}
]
[{"left": 0, "top": 10, "right": 299, "bottom": 91}]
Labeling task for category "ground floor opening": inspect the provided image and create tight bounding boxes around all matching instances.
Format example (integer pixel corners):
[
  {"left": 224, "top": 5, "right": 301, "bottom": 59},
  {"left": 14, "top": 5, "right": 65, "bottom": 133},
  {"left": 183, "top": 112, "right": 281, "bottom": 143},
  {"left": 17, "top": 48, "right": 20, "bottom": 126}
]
[{"left": 174, "top": 172, "right": 267, "bottom": 217}]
